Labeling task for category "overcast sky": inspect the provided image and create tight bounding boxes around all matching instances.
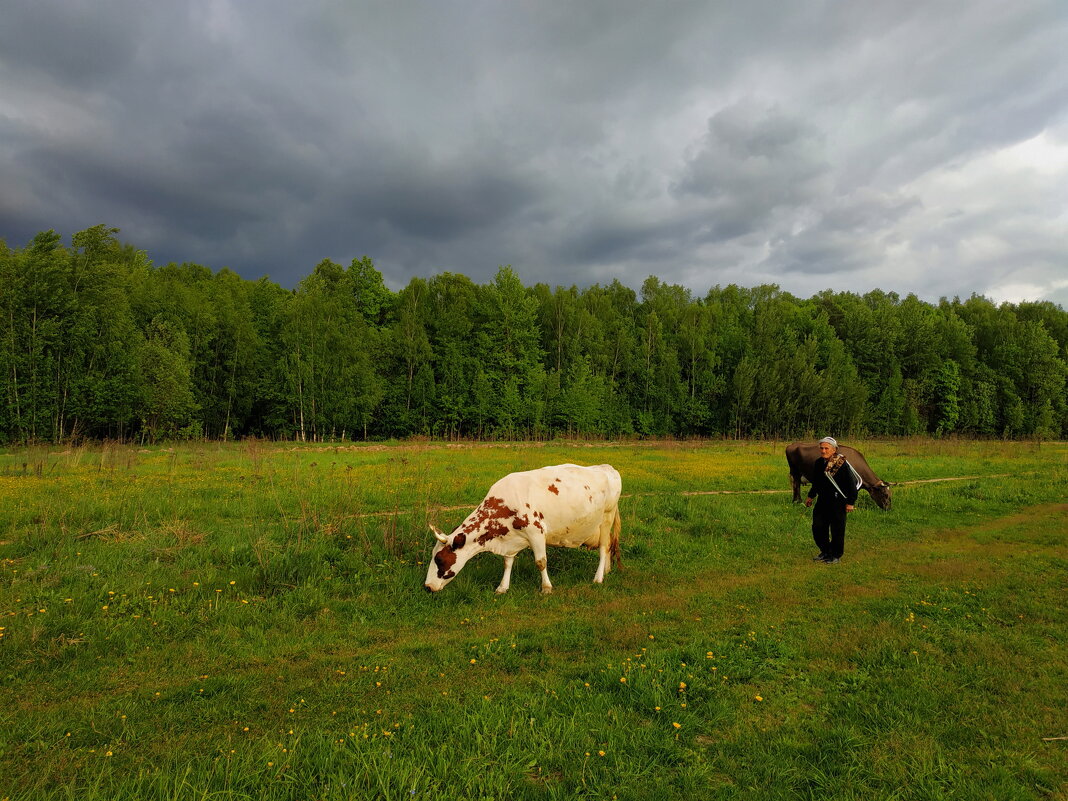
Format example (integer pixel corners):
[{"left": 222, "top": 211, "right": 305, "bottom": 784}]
[{"left": 2, "top": 1, "right": 1066, "bottom": 305}]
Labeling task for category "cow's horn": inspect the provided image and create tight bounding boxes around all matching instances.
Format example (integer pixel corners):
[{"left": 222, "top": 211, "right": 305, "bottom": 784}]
[{"left": 430, "top": 525, "right": 449, "bottom": 544}]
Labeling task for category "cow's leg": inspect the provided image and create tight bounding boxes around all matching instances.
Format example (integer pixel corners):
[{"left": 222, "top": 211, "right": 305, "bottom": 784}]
[
  {"left": 530, "top": 538, "right": 553, "bottom": 594},
  {"left": 790, "top": 471, "right": 801, "bottom": 503},
  {"left": 594, "top": 510, "right": 613, "bottom": 583},
  {"left": 594, "top": 542, "right": 609, "bottom": 583},
  {"left": 495, "top": 555, "right": 515, "bottom": 595}
]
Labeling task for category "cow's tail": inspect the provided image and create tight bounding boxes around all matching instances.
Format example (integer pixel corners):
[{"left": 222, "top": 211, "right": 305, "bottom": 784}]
[{"left": 610, "top": 507, "right": 623, "bottom": 571}]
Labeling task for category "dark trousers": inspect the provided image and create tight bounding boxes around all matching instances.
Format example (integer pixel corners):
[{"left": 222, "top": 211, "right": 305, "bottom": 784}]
[{"left": 812, "top": 502, "right": 847, "bottom": 558}]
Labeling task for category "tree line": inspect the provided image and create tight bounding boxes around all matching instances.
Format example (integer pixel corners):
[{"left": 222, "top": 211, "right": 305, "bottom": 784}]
[{"left": 1, "top": 225, "right": 1065, "bottom": 443}]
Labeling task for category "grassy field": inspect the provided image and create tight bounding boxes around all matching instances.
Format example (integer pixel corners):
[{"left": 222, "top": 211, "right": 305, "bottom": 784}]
[{"left": 1, "top": 439, "right": 1066, "bottom": 800}]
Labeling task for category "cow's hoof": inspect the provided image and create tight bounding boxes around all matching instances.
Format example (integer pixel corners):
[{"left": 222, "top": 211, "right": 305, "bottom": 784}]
[
  {"left": 541, "top": 586, "right": 553, "bottom": 595},
  {"left": 495, "top": 587, "right": 508, "bottom": 595}
]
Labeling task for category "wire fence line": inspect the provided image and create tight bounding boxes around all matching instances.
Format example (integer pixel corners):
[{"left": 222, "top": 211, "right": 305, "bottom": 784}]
[{"left": 347, "top": 473, "right": 1017, "bottom": 520}]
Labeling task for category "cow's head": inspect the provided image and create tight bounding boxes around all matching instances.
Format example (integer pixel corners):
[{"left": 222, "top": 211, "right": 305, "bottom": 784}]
[
  {"left": 868, "top": 482, "right": 892, "bottom": 510},
  {"left": 424, "top": 525, "right": 480, "bottom": 592}
]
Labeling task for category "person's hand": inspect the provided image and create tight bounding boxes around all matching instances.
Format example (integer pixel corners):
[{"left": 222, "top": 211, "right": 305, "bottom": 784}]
[
  {"left": 804, "top": 497, "right": 812, "bottom": 508},
  {"left": 846, "top": 505, "right": 854, "bottom": 512}
]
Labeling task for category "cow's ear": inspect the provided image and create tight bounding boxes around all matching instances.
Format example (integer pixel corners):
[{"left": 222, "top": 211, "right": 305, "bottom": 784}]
[{"left": 430, "top": 525, "right": 449, "bottom": 544}]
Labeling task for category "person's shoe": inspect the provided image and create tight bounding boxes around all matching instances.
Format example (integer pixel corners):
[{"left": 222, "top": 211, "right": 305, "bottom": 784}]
[
  {"left": 822, "top": 556, "right": 840, "bottom": 564},
  {"left": 812, "top": 553, "right": 828, "bottom": 561}
]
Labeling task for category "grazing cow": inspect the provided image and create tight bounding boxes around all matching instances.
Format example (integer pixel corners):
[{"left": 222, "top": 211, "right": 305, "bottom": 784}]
[
  {"left": 424, "top": 464, "right": 622, "bottom": 594},
  {"left": 786, "top": 441, "right": 892, "bottom": 510}
]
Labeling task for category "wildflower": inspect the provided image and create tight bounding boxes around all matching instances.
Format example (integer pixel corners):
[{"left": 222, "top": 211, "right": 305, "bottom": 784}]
[
  {"left": 678, "top": 682, "right": 687, "bottom": 690},
  {"left": 619, "top": 677, "right": 626, "bottom": 683},
  {"left": 754, "top": 695, "right": 763, "bottom": 702},
  {"left": 672, "top": 722, "right": 681, "bottom": 729},
  {"left": 598, "top": 750, "right": 606, "bottom": 757}
]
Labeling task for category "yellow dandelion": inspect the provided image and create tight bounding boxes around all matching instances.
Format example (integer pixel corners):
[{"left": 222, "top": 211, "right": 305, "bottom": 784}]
[
  {"left": 598, "top": 750, "right": 606, "bottom": 757},
  {"left": 619, "top": 677, "right": 626, "bottom": 683},
  {"left": 672, "top": 722, "right": 681, "bottom": 729}
]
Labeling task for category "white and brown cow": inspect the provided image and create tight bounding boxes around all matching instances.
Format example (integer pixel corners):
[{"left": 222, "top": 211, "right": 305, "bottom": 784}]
[{"left": 424, "top": 463, "right": 622, "bottom": 594}]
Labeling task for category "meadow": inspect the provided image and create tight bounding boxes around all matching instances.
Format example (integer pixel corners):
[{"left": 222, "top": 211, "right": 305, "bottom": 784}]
[{"left": 0, "top": 439, "right": 1065, "bottom": 800}]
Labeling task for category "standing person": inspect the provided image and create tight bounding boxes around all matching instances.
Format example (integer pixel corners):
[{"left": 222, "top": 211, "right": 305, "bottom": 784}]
[{"left": 805, "top": 437, "right": 861, "bottom": 564}]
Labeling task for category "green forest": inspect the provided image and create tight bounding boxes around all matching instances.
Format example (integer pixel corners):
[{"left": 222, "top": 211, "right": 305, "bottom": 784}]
[{"left": 2, "top": 225, "right": 1066, "bottom": 443}]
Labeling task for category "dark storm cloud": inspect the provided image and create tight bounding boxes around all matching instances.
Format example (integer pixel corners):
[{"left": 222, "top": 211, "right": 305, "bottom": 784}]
[{"left": 1, "top": 0, "right": 1065, "bottom": 302}]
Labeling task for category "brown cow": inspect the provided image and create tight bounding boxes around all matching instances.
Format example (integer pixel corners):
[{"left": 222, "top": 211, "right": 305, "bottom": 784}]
[{"left": 786, "top": 441, "right": 892, "bottom": 510}]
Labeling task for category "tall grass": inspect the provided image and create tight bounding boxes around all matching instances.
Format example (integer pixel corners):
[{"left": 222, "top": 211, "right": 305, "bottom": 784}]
[{"left": 1, "top": 440, "right": 1065, "bottom": 799}]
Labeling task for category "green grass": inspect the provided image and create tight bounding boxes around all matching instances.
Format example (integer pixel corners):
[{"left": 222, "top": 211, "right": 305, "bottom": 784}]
[{"left": 1, "top": 439, "right": 1066, "bottom": 800}]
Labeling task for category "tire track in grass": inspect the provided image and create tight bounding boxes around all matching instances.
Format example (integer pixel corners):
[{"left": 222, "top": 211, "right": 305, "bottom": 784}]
[{"left": 322, "top": 502, "right": 1068, "bottom": 670}]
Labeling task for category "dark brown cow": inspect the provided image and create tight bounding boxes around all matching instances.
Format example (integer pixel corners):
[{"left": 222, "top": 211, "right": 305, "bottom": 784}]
[{"left": 785, "top": 441, "right": 892, "bottom": 510}]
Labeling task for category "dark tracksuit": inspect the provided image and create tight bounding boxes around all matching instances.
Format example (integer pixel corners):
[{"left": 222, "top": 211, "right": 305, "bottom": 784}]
[{"left": 808, "top": 457, "right": 859, "bottom": 559}]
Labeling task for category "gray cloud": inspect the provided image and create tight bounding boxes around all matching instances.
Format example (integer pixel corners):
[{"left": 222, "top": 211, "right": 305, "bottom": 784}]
[{"left": 1, "top": 0, "right": 1065, "bottom": 304}]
